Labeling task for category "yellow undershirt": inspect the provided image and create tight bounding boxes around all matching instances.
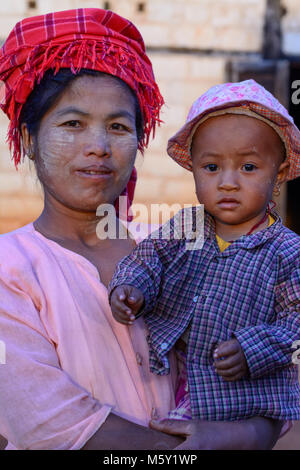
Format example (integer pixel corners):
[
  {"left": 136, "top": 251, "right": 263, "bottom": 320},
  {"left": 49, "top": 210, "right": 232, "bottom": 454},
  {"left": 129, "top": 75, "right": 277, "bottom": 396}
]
[{"left": 216, "top": 215, "right": 275, "bottom": 252}]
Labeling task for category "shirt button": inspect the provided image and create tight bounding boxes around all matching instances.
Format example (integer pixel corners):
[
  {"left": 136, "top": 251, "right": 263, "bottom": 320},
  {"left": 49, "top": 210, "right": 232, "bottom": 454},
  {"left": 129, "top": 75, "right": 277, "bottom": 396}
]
[
  {"left": 136, "top": 352, "right": 143, "bottom": 366},
  {"left": 161, "top": 342, "right": 168, "bottom": 350},
  {"left": 193, "top": 296, "right": 198, "bottom": 303}
]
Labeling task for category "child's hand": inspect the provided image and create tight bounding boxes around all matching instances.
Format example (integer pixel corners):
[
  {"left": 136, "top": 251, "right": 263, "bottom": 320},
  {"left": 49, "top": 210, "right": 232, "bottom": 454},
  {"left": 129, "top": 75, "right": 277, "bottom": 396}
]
[
  {"left": 110, "top": 285, "right": 144, "bottom": 325},
  {"left": 213, "top": 339, "right": 249, "bottom": 381}
]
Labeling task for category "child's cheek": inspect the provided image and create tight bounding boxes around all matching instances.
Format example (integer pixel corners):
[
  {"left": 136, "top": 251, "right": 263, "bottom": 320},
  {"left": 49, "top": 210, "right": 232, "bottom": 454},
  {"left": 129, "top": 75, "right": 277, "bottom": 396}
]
[{"left": 252, "top": 177, "right": 276, "bottom": 202}]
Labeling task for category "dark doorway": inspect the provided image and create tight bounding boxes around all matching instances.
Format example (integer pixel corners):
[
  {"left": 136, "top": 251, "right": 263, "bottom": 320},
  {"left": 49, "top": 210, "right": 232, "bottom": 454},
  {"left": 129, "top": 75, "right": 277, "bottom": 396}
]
[{"left": 286, "top": 62, "right": 300, "bottom": 235}]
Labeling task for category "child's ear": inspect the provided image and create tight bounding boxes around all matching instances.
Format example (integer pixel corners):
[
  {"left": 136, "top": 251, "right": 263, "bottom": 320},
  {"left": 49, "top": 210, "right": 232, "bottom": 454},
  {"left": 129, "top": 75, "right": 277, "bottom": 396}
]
[{"left": 275, "top": 160, "right": 290, "bottom": 186}]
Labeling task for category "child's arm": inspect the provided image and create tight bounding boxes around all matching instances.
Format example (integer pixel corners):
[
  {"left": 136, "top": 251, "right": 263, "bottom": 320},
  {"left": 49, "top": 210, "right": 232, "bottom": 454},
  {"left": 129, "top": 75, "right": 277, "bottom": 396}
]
[
  {"left": 108, "top": 236, "right": 168, "bottom": 320},
  {"left": 216, "top": 253, "right": 299, "bottom": 381},
  {"left": 110, "top": 285, "right": 144, "bottom": 325}
]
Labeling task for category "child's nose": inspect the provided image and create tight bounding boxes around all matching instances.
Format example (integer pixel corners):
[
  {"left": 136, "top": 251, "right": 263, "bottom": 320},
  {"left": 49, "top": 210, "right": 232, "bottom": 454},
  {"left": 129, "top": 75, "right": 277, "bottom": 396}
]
[{"left": 218, "top": 170, "right": 239, "bottom": 190}]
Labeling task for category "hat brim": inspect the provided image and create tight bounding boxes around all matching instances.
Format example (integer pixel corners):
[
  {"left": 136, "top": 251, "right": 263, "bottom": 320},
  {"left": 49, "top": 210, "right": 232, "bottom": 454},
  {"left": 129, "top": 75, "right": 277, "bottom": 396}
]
[{"left": 167, "top": 99, "right": 300, "bottom": 181}]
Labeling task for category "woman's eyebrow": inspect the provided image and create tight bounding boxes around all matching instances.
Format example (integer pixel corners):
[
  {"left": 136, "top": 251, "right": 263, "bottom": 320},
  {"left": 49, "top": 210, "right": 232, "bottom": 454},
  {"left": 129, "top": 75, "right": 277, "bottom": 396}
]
[
  {"left": 107, "top": 110, "right": 135, "bottom": 122},
  {"left": 56, "top": 106, "right": 89, "bottom": 117},
  {"left": 55, "top": 108, "right": 135, "bottom": 122}
]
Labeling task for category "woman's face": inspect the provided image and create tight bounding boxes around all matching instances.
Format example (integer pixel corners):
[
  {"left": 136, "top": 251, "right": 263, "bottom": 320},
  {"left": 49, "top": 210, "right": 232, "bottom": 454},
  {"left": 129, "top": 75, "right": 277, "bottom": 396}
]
[{"left": 26, "top": 74, "right": 138, "bottom": 212}]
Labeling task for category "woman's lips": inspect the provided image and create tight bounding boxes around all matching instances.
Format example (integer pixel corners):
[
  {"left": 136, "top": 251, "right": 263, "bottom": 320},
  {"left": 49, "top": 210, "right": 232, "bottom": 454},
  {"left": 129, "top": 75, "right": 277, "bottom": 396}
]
[{"left": 75, "top": 168, "right": 113, "bottom": 181}]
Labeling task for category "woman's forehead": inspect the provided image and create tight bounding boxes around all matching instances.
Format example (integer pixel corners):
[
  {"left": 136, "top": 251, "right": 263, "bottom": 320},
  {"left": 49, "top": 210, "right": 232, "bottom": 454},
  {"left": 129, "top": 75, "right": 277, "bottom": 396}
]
[
  {"left": 65, "top": 74, "right": 133, "bottom": 99},
  {"left": 51, "top": 74, "right": 136, "bottom": 116}
]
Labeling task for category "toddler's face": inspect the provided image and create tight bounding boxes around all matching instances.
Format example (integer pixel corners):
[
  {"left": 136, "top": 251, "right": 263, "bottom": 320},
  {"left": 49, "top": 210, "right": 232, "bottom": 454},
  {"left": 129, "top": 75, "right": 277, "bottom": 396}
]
[{"left": 191, "top": 114, "right": 289, "bottom": 231}]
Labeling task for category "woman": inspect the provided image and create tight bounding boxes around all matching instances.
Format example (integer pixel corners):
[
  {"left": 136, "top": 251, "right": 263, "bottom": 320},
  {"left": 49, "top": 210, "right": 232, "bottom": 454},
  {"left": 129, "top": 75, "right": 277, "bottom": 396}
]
[{"left": 0, "top": 8, "right": 283, "bottom": 450}]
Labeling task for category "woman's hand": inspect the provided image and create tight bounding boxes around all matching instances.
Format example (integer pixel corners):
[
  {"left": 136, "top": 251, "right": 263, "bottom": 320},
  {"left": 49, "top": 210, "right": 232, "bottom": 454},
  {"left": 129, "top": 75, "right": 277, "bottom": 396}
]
[
  {"left": 149, "top": 417, "right": 283, "bottom": 450},
  {"left": 82, "top": 413, "right": 183, "bottom": 450},
  {"left": 110, "top": 285, "right": 144, "bottom": 325}
]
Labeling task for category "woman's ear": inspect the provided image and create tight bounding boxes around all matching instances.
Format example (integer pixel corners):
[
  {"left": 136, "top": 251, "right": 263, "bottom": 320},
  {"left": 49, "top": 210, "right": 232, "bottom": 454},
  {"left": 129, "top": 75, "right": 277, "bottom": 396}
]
[{"left": 21, "top": 123, "right": 35, "bottom": 159}]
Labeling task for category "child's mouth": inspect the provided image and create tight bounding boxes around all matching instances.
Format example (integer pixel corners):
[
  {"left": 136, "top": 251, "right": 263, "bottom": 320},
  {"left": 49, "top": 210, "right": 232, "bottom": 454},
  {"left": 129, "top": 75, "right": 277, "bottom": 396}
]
[{"left": 218, "top": 198, "right": 240, "bottom": 209}]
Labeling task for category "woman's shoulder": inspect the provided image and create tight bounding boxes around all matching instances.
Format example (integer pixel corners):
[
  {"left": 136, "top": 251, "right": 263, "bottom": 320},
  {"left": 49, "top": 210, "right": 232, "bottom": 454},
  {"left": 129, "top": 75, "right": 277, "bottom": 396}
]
[{"left": 0, "top": 223, "right": 40, "bottom": 271}]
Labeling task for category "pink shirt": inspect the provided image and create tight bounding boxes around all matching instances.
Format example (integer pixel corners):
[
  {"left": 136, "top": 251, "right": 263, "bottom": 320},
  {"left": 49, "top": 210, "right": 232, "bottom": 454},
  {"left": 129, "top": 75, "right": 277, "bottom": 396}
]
[{"left": 0, "top": 223, "right": 176, "bottom": 450}]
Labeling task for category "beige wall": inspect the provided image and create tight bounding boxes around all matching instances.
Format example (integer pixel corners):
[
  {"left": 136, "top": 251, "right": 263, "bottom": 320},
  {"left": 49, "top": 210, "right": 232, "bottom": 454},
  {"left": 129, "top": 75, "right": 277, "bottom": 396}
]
[{"left": 1, "top": 0, "right": 296, "bottom": 232}]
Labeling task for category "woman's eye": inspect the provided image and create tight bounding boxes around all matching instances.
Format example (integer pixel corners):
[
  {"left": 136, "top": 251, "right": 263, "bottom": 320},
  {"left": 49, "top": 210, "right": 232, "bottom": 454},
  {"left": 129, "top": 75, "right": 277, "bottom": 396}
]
[
  {"left": 204, "top": 164, "right": 218, "bottom": 172},
  {"left": 110, "top": 123, "right": 130, "bottom": 132},
  {"left": 243, "top": 163, "right": 257, "bottom": 172}
]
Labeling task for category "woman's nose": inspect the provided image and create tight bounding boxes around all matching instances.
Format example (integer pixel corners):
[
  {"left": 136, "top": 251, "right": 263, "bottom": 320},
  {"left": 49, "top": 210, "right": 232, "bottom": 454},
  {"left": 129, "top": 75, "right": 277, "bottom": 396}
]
[{"left": 84, "top": 129, "right": 111, "bottom": 157}]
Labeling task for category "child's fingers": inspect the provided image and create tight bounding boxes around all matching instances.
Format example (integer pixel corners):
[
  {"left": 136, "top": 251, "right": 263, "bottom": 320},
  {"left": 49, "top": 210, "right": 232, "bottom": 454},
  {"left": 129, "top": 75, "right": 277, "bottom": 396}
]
[
  {"left": 127, "top": 289, "right": 143, "bottom": 301},
  {"left": 114, "top": 304, "right": 135, "bottom": 322},
  {"left": 213, "top": 353, "right": 241, "bottom": 371},
  {"left": 111, "top": 289, "right": 135, "bottom": 321},
  {"left": 213, "top": 339, "right": 240, "bottom": 359},
  {"left": 127, "top": 287, "right": 144, "bottom": 310},
  {"left": 216, "top": 366, "right": 246, "bottom": 382},
  {"left": 215, "top": 362, "right": 242, "bottom": 376},
  {"left": 111, "top": 304, "right": 135, "bottom": 324},
  {"left": 113, "top": 286, "right": 129, "bottom": 302},
  {"left": 114, "top": 314, "right": 135, "bottom": 325}
]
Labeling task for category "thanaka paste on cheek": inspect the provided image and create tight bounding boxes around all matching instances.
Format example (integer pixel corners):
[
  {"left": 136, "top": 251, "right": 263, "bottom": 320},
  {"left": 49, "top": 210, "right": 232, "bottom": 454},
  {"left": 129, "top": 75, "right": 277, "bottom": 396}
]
[{"left": 36, "top": 127, "right": 76, "bottom": 177}]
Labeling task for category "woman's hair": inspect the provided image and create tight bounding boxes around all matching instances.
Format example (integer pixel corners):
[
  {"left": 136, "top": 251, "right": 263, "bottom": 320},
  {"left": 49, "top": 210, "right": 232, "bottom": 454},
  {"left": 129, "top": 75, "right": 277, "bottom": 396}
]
[{"left": 20, "top": 68, "right": 144, "bottom": 146}]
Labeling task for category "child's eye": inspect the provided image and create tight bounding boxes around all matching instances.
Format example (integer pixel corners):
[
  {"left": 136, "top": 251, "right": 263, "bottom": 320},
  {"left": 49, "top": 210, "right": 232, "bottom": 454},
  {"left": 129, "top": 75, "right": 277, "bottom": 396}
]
[
  {"left": 62, "top": 120, "right": 81, "bottom": 128},
  {"left": 204, "top": 164, "right": 218, "bottom": 172},
  {"left": 242, "top": 163, "right": 257, "bottom": 172}
]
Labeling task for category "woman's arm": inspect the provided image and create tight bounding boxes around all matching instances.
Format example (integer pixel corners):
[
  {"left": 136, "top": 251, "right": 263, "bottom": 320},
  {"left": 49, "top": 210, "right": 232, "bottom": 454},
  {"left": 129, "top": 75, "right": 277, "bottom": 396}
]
[
  {"left": 0, "top": 267, "right": 182, "bottom": 450},
  {"left": 0, "top": 434, "right": 8, "bottom": 450},
  {"left": 82, "top": 413, "right": 183, "bottom": 450},
  {"left": 0, "top": 272, "right": 111, "bottom": 450},
  {"left": 150, "top": 417, "right": 283, "bottom": 450}
]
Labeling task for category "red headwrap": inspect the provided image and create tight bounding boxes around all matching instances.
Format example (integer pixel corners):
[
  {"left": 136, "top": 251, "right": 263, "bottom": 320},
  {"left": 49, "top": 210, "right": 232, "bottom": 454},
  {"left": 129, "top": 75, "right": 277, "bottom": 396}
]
[{"left": 0, "top": 8, "right": 164, "bottom": 220}]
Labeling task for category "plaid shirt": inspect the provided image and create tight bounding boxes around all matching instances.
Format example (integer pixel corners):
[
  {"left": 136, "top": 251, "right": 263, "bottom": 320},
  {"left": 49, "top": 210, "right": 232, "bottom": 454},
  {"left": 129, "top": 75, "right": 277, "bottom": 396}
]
[{"left": 109, "top": 210, "right": 300, "bottom": 421}]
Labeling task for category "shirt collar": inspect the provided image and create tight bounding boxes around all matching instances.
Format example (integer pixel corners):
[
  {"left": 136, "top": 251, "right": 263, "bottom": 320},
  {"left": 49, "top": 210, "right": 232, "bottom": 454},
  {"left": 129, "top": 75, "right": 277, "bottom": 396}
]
[{"left": 204, "top": 210, "right": 282, "bottom": 251}]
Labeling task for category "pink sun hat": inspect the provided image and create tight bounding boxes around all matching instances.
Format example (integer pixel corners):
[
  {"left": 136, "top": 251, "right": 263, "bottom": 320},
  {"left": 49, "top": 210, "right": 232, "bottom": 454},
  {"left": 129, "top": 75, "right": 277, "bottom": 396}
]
[{"left": 167, "top": 79, "right": 300, "bottom": 181}]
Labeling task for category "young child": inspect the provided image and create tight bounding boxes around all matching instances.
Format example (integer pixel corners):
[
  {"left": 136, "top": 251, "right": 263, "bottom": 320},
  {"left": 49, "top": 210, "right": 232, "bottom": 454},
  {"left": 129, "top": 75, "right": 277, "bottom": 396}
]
[{"left": 108, "top": 80, "right": 300, "bottom": 423}]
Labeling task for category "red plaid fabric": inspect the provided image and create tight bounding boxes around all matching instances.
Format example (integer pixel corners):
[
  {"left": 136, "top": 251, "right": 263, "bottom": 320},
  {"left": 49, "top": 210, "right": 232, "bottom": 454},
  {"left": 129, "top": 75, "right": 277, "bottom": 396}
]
[{"left": 0, "top": 8, "right": 164, "bottom": 167}]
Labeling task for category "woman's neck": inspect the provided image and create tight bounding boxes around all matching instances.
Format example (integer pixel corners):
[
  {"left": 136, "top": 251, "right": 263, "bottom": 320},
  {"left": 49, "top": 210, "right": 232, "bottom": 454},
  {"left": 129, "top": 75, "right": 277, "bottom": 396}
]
[{"left": 34, "top": 195, "right": 121, "bottom": 247}]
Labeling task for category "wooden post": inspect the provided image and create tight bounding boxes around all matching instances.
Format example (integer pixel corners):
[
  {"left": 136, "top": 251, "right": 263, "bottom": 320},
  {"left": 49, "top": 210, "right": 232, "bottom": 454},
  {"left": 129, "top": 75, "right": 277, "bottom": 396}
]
[{"left": 263, "top": 0, "right": 283, "bottom": 59}]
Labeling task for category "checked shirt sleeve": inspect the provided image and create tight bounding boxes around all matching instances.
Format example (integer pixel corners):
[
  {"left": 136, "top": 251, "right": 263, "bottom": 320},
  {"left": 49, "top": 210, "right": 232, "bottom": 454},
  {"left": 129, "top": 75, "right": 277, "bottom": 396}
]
[
  {"left": 233, "top": 253, "right": 300, "bottom": 380},
  {"left": 108, "top": 237, "right": 164, "bottom": 317}
]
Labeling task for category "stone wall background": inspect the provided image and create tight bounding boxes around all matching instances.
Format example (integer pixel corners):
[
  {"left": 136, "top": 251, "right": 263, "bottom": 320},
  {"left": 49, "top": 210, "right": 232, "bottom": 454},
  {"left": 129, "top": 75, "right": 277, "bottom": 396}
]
[{"left": 0, "top": 0, "right": 299, "bottom": 230}]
